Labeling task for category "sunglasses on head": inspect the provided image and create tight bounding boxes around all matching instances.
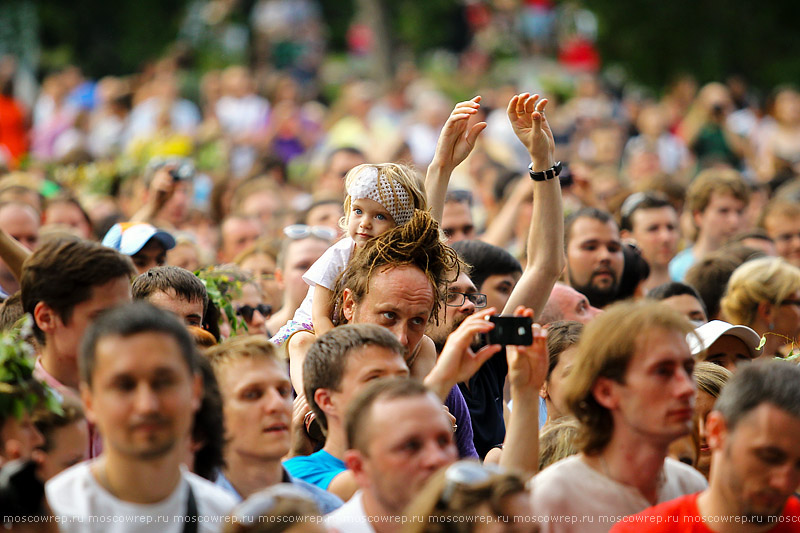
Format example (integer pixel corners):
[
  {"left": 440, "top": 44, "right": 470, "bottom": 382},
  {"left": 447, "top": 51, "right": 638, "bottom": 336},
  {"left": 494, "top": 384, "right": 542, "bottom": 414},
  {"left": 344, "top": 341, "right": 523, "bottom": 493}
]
[
  {"left": 236, "top": 304, "right": 272, "bottom": 321},
  {"left": 283, "top": 224, "right": 338, "bottom": 242},
  {"left": 230, "top": 483, "right": 317, "bottom": 523},
  {"left": 440, "top": 461, "right": 504, "bottom": 504}
]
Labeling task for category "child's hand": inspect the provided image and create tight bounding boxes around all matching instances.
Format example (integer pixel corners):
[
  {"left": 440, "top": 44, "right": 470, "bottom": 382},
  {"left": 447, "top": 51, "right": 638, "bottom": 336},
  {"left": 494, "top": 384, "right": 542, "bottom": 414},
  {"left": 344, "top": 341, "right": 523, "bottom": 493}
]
[
  {"left": 506, "top": 93, "right": 555, "bottom": 167},
  {"left": 431, "top": 96, "right": 487, "bottom": 173}
]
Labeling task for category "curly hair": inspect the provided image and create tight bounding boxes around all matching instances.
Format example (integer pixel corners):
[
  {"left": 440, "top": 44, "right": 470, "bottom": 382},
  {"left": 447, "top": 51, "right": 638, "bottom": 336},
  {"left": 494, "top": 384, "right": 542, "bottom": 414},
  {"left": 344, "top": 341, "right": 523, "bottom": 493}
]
[{"left": 332, "top": 209, "right": 462, "bottom": 326}]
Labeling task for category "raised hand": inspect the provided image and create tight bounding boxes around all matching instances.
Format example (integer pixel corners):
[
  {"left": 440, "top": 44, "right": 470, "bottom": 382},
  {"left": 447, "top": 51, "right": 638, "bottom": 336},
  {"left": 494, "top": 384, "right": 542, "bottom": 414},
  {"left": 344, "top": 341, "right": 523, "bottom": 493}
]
[
  {"left": 431, "top": 96, "right": 487, "bottom": 173},
  {"left": 424, "top": 307, "right": 502, "bottom": 398},
  {"left": 506, "top": 93, "right": 555, "bottom": 169}
]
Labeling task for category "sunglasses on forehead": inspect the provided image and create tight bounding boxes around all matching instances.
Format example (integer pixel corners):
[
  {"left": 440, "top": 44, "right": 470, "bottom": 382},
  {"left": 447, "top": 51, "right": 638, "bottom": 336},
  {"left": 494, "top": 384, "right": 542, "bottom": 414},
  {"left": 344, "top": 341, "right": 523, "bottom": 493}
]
[
  {"left": 283, "top": 224, "right": 338, "bottom": 241},
  {"left": 440, "top": 461, "right": 505, "bottom": 503},
  {"left": 230, "top": 484, "right": 318, "bottom": 524}
]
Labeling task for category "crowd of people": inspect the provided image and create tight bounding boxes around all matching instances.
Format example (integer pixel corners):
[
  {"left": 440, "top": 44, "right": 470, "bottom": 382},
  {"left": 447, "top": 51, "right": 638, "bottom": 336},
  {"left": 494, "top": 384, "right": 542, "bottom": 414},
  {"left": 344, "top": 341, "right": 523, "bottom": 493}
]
[{"left": 1, "top": 2, "right": 800, "bottom": 532}]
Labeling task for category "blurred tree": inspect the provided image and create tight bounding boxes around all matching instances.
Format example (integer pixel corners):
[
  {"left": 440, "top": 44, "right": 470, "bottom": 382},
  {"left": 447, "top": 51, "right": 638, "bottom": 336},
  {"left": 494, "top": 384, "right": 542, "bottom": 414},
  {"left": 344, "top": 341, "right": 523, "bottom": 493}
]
[
  {"left": 37, "top": 0, "right": 188, "bottom": 76},
  {"left": 584, "top": 0, "right": 800, "bottom": 90}
]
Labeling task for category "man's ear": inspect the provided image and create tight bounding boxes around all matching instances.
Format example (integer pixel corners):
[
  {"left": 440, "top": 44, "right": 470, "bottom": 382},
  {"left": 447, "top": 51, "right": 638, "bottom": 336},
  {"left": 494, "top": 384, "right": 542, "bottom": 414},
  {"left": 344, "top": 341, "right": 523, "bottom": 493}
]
[
  {"left": 620, "top": 229, "right": 632, "bottom": 241},
  {"left": 80, "top": 382, "right": 97, "bottom": 425},
  {"left": 705, "top": 410, "right": 728, "bottom": 452},
  {"left": 34, "top": 301, "right": 58, "bottom": 335},
  {"left": 692, "top": 210, "right": 704, "bottom": 230},
  {"left": 592, "top": 377, "right": 619, "bottom": 410},
  {"left": 344, "top": 449, "right": 370, "bottom": 488},
  {"left": 341, "top": 288, "right": 355, "bottom": 322},
  {"left": 314, "top": 388, "right": 336, "bottom": 419}
]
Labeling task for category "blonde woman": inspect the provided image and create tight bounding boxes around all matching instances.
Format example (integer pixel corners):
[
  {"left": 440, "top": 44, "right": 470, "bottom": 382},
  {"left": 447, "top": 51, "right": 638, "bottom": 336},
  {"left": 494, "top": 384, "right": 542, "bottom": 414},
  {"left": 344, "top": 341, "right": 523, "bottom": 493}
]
[{"left": 720, "top": 257, "right": 800, "bottom": 357}]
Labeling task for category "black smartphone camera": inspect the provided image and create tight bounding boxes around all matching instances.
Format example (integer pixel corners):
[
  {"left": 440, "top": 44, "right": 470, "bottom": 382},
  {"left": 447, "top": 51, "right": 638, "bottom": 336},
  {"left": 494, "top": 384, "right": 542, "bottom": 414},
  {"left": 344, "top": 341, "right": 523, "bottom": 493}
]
[{"left": 481, "top": 315, "right": 533, "bottom": 346}]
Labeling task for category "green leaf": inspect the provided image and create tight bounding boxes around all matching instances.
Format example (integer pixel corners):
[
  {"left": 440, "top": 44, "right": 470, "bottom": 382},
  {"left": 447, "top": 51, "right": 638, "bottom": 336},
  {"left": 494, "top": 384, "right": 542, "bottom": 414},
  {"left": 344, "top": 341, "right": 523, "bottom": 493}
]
[{"left": 758, "top": 335, "right": 767, "bottom": 351}]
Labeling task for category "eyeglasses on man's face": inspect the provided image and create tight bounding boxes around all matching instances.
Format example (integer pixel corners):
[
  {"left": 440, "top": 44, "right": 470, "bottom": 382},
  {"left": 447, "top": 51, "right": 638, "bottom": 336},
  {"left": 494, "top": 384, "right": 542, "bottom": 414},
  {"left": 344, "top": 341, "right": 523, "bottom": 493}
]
[{"left": 445, "top": 292, "right": 487, "bottom": 308}]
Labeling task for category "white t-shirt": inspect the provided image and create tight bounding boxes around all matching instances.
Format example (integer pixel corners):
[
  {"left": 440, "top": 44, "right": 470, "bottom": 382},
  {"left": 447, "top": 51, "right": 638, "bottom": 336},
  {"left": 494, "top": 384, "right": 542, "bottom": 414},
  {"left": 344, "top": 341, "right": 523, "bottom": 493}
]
[
  {"left": 46, "top": 461, "right": 237, "bottom": 533},
  {"left": 325, "top": 491, "right": 376, "bottom": 533},
  {"left": 292, "top": 237, "right": 355, "bottom": 325},
  {"left": 529, "top": 454, "right": 707, "bottom": 533}
]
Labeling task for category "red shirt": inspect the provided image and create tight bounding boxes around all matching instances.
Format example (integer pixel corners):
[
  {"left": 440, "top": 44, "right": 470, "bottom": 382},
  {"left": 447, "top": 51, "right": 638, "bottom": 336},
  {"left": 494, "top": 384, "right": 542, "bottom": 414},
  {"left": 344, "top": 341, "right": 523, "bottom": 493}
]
[{"left": 611, "top": 493, "right": 800, "bottom": 532}]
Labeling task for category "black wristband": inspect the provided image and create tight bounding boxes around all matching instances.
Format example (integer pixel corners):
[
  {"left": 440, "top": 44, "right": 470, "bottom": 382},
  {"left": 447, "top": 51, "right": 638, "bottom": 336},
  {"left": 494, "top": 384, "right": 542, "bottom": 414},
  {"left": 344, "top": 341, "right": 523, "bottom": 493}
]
[{"left": 528, "top": 161, "right": 562, "bottom": 182}]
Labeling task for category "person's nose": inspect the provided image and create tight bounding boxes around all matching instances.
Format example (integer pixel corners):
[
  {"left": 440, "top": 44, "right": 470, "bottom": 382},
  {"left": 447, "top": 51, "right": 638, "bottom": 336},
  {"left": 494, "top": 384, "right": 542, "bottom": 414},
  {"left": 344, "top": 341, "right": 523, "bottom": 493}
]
[
  {"left": 251, "top": 308, "right": 266, "bottom": 328},
  {"left": 134, "top": 383, "right": 160, "bottom": 414},
  {"left": 675, "top": 366, "right": 696, "bottom": 400},
  {"left": 768, "top": 464, "right": 799, "bottom": 495},
  {"left": 390, "top": 323, "right": 409, "bottom": 349},
  {"left": 421, "top": 439, "right": 455, "bottom": 471},
  {"left": 459, "top": 295, "right": 476, "bottom": 315},
  {"left": 263, "top": 387, "right": 289, "bottom": 414},
  {"left": 597, "top": 246, "right": 613, "bottom": 264}
]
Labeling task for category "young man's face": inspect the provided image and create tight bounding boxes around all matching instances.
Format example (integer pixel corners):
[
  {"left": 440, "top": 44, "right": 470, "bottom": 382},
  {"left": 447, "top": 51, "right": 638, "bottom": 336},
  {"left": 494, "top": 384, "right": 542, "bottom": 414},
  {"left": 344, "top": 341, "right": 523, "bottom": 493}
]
[
  {"left": 0, "top": 411, "right": 44, "bottom": 462},
  {"left": 324, "top": 345, "right": 409, "bottom": 425},
  {"left": 695, "top": 192, "right": 747, "bottom": 245},
  {"left": 147, "top": 290, "right": 204, "bottom": 328},
  {"left": 601, "top": 326, "right": 696, "bottom": 445},
  {"left": 660, "top": 294, "right": 708, "bottom": 324},
  {"left": 216, "top": 357, "right": 293, "bottom": 462},
  {"left": 710, "top": 403, "right": 800, "bottom": 522},
  {"left": 348, "top": 394, "right": 457, "bottom": 514},
  {"left": 703, "top": 335, "right": 754, "bottom": 372},
  {"left": 46, "top": 276, "right": 132, "bottom": 362},
  {"left": 566, "top": 217, "right": 624, "bottom": 307},
  {"left": 441, "top": 202, "right": 475, "bottom": 244},
  {"left": 426, "top": 272, "right": 478, "bottom": 352},
  {"left": 764, "top": 214, "right": 800, "bottom": 268},
  {"left": 82, "top": 331, "right": 200, "bottom": 460},
  {"left": 279, "top": 238, "right": 330, "bottom": 309},
  {"left": 131, "top": 240, "right": 167, "bottom": 275},
  {"left": 343, "top": 265, "right": 434, "bottom": 354},
  {"left": 629, "top": 206, "right": 679, "bottom": 269},
  {"left": 480, "top": 272, "right": 521, "bottom": 314}
]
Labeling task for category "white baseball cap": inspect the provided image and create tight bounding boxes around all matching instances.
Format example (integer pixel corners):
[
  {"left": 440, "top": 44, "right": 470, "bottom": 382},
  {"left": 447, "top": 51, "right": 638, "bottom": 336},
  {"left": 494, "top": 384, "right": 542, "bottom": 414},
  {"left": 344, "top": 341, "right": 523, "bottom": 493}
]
[{"left": 687, "top": 320, "right": 761, "bottom": 359}]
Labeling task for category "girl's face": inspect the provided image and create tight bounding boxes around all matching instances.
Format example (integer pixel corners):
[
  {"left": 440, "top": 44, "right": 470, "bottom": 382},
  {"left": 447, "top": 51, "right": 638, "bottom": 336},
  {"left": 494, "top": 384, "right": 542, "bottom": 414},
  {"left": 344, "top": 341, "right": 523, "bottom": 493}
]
[{"left": 347, "top": 198, "right": 396, "bottom": 245}]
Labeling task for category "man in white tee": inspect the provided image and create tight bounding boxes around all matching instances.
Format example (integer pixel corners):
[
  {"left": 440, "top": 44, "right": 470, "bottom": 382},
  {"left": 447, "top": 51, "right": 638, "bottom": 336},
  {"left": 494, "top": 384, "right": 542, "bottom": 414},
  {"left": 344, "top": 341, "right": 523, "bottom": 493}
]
[
  {"left": 46, "top": 302, "right": 236, "bottom": 532},
  {"left": 529, "top": 300, "right": 707, "bottom": 532}
]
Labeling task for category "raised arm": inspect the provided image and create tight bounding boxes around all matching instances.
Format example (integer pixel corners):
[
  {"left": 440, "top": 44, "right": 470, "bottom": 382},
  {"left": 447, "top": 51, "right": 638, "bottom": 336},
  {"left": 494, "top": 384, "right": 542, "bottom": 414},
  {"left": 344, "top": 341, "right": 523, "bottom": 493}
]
[
  {"left": 499, "top": 307, "right": 547, "bottom": 478},
  {"left": 425, "top": 96, "right": 486, "bottom": 223},
  {"left": 130, "top": 166, "right": 178, "bottom": 224},
  {"left": 0, "top": 228, "right": 31, "bottom": 283},
  {"left": 502, "top": 93, "right": 565, "bottom": 320}
]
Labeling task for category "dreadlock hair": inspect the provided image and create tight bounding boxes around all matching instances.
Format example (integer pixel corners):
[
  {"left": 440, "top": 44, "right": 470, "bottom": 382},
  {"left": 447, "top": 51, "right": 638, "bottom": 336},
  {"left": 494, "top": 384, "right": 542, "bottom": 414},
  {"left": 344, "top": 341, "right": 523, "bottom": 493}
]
[{"left": 332, "top": 209, "right": 462, "bottom": 326}]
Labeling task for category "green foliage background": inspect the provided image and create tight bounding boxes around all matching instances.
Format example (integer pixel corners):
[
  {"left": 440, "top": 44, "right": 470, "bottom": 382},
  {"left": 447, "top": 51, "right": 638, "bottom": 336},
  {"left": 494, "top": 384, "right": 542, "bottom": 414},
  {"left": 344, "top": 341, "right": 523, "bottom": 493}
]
[
  {"left": 582, "top": 0, "right": 800, "bottom": 90},
  {"left": 29, "top": 0, "right": 800, "bottom": 90}
]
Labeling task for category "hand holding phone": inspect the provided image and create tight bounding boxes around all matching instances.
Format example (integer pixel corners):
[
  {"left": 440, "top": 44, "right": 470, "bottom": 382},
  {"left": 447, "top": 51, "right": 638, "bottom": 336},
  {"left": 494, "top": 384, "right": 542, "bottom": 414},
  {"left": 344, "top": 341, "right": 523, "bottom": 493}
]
[{"left": 481, "top": 315, "right": 533, "bottom": 346}]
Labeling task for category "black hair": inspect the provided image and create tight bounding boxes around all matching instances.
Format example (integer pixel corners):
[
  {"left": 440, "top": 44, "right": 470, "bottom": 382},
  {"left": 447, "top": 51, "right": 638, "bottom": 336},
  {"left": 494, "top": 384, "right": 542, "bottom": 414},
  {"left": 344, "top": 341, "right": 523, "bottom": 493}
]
[
  {"left": 132, "top": 266, "right": 209, "bottom": 315},
  {"left": 715, "top": 361, "right": 800, "bottom": 431},
  {"left": 564, "top": 207, "right": 616, "bottom": 249},
  {"left": 648, "top": 281, "right": 708, "bottom": 318},
  {"left": 451, "top": 240, "right": 521, "bottom": 291}
]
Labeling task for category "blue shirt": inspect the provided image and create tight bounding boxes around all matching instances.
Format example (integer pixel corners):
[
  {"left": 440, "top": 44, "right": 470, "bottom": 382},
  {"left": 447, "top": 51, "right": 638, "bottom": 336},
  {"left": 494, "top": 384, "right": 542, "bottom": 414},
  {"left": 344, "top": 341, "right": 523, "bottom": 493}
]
[
  {"left": 669, "top": 247, "right": 695, "bottom": 282},
  {"left": 215, "top": 469, "right": 342, "bottom": 514},
  {"left": 283, "top": 449, "right": 346, "bottom": 490}
]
